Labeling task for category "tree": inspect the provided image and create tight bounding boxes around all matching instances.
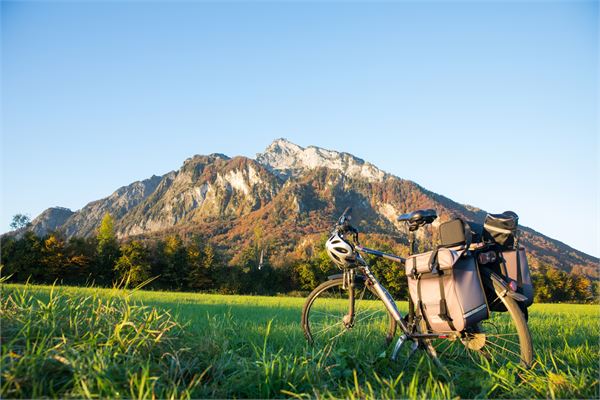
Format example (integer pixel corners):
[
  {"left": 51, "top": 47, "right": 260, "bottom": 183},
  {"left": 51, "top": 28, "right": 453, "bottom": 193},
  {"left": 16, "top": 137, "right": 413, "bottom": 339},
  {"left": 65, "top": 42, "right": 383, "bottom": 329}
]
[
  {"left": 96, "top": 213, "right": 120, "bottom": 285},
  {"left": 591, "top": 281, "right": 600, "bottom": 302},
  {"left": 203, "top": 243, "right": 215, "bottom": 269},
  {"left": 366, "top": 249, "right": 407, "bottom": 299},
  {"left": 569, "top": 273, "right": 592, "bottom": 302},
  {"left": 295, "top": 259, "right": 331, "bottom": 291},
  {"left": 163, "top": 235, "right": 188, "bottom": 290},
  {"left": 98, "top": 212, "right": 116, "bottom": 244},
  {"left": 1, "top": 232, "right": 43, "bottom": 282},
  {"left": 187, "top": 241, "right": 216, "bottom": 291},
  {"left": 64, "top": 236, "right": 96, "bottom": 284},
  {"left": 10, "top": 214, "right": 31, "bottom": 230},
  {"left": 41, "top": 233, "right": 69, "bottom": 281},
  {"left": 114, "top": 241, "right": 151, "bottom": 287}
]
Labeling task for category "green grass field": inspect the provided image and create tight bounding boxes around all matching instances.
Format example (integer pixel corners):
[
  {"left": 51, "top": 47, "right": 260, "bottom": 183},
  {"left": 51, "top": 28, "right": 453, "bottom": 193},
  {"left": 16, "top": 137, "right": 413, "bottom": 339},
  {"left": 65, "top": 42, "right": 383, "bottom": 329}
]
[{"left": 1, "top": 283, "right": 598, "bottom": 399}]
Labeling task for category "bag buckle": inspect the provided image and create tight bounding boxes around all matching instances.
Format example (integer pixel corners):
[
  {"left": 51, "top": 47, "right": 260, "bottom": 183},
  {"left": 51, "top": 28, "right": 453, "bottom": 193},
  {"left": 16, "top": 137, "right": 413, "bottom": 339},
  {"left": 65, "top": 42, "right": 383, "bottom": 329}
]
[
  {"left": 478, "top": 251, "right": 497, "bottom": 265},
  {"left": 438, "top": 299, "right": 453, "bottom": 322}
]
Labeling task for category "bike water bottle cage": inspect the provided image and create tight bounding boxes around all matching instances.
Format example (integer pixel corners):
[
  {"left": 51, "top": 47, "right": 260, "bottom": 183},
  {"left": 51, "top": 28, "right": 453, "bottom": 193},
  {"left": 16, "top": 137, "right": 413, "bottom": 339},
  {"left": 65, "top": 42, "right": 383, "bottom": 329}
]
[{"left": 397, "top": 209, "right": 438, "bottom": 231}]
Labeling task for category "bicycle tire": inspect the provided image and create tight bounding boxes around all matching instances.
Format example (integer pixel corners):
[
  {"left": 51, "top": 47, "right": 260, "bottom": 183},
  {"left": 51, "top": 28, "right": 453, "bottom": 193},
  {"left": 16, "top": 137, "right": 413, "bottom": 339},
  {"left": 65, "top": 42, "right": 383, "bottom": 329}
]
[{"left": 302, "top": 278, "right": 397, "bottom": 348}]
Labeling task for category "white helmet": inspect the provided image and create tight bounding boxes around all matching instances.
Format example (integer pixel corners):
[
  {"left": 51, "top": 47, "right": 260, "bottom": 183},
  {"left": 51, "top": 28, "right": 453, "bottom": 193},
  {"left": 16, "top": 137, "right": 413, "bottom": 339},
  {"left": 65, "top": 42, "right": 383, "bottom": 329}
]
[{"left": 326, "top": 233, "right": 356, "bottom": 268}]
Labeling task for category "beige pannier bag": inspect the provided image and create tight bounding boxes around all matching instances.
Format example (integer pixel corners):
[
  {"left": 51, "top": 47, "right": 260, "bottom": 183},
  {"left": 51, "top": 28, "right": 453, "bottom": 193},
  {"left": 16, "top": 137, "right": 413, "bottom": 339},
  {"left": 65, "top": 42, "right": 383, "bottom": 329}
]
[{"left": 405, "top": 247, "right": 489, "bottom": 332}]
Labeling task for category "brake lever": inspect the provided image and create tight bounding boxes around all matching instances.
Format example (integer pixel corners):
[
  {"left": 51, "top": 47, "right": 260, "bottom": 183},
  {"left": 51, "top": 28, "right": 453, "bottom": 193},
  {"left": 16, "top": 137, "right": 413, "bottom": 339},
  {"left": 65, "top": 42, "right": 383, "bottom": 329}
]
[{"left": 344, "top": 224, "right": 360, "bottom": 246}]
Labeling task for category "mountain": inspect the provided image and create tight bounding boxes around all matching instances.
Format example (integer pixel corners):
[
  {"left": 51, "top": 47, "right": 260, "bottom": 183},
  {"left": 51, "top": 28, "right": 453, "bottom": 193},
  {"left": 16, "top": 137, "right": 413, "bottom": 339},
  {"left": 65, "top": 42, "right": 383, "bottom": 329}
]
[
  {"left": 19, "top": 138, "right": 599, "bottom": 278},
  {"left": 27, "top": 207, "right": 75, "bottom": 237}
]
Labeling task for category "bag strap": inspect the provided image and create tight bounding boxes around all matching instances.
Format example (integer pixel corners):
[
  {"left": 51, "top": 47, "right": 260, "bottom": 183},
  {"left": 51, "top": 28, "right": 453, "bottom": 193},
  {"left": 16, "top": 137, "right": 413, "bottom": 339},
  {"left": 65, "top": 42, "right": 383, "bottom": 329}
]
[
  {"left": 515, "top": 249, "right": 523, "bottom": 288},
  {"left": 437, "top": 273, "right": 456, "bottom": 331},
  {"left": 428, "top": 245, "right": 440, "bottom": 273},
  {"left": 514, "top": 230, "right": 523, "bottom": 287},
  {"left": 416, "top": 275, "right": 432, "bottom": 332},
  {"left": 462, "top": 220, "right": 473, "bottom": 253},
  {"left": 499, "top": 255, "right": 508, "bottom": 277}
]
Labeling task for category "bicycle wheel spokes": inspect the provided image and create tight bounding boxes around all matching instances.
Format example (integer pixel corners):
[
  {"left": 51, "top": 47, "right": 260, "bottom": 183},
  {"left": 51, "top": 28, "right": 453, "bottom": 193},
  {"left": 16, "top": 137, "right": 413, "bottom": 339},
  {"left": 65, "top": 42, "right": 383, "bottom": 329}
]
[
  {"left": 425, "top": 334, "right": 470, "bottom": 363},
  {"left": 420, "top": 298, "right": 532, "bottom": 368},
  {"left": 474, "top": 313, "right": 525, "bottom": 366},
  {"left": 307, "top": 285, "right": 348, "bottom": 342},
  {"left": 303, "top": 279, "right": 395, "bottom": 351}
]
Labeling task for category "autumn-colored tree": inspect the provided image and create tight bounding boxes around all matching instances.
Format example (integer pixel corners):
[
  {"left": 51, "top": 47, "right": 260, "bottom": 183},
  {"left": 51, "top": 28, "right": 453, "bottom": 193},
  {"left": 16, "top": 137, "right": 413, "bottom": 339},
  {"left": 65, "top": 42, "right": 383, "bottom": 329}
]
[
  {"left": 570, "top": 273, "right": 592, "bottom": 302},
  {"left": 532, "top": 264, "right": 593, "bottom": 303},
  {"left": 203, "top": 243, "right": 215, "bottom": 269},
  {"left": 64, "top": 237, "right": 95, "bottom": 284},
  {"left": 41, "top": 233, "right": 69, "bottom": 280}
]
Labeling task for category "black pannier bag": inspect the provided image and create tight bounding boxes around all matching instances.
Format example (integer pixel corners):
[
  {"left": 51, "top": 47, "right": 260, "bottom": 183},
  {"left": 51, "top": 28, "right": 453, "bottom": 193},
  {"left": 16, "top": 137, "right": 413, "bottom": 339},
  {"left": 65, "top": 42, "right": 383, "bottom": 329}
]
[
  {"left": 405, "top": 247, "right": 489, "bottom": 332},
  {"left": 439, "top": 219, "right": 468, "bottom": 248},
  {"left": 477, "top": 247, "right": 534, "bottom": 311},
  {"left": 483, "top": 211, "right": 518, "bottom": 248},
  {"left": 501, "top": 248, "right": 534, "bottom": 307}
]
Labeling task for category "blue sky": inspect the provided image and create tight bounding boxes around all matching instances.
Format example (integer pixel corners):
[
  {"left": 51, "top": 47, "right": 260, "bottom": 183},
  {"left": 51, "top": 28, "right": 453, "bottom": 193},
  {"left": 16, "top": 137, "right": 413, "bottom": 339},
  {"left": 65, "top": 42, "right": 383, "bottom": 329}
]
[{"left": 2, "top": 1, "right": 598, "bottom": 257}]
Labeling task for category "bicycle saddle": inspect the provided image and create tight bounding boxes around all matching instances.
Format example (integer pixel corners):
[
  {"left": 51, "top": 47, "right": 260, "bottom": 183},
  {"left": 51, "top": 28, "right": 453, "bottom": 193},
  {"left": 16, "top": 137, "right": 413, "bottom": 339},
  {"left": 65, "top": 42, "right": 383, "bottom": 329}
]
[{"left": 397, "top": 209, "right": 437, "bottom": 231}]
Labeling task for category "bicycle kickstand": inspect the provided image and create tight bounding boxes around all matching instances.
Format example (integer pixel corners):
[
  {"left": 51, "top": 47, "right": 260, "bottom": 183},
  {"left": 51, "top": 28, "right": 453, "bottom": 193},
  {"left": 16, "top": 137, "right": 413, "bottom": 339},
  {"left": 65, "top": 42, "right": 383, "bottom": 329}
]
[
  {"left": 391, "top": 334, "right": 420, "bottom": 365},
  {"left": 400, "top": 340, "right": 420, "bottom": 369},
  {"left": 390, "top": 334, "right": 407, "bottom": 361}
]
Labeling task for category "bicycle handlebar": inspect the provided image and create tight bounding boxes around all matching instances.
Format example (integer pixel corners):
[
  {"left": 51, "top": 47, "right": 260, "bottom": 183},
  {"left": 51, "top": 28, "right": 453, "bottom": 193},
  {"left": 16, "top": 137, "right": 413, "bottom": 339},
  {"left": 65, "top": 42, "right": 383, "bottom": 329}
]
[
  {"left": 337, "top": 207, "right": 352, "bottom": 226},
  {"left": 333, "top": 207, "right": 359, "bottom": 244}
]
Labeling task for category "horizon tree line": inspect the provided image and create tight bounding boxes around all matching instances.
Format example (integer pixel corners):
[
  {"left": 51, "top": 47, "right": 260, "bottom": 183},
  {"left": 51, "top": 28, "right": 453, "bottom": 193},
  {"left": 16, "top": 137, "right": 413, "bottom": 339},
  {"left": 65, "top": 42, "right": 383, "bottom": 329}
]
[{"left": 1, "top": 213, "right": 597, "bottom": 303}]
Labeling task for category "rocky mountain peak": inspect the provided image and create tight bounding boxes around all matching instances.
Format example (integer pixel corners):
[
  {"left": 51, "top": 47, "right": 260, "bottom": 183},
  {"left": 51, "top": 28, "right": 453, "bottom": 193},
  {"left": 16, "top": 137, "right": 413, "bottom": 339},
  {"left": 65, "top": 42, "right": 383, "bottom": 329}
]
[
  {"left": 256, "top": 138, "right": 387, "bottom": 182},
  {"left": 264, "top": 138, "right": 305, "bottom": 155},
  {"left": 28, "top": 207, "right": 75, "bottom": 237},
  {"left": 182, "top": 153, "right": 230, "bottom": 169}
]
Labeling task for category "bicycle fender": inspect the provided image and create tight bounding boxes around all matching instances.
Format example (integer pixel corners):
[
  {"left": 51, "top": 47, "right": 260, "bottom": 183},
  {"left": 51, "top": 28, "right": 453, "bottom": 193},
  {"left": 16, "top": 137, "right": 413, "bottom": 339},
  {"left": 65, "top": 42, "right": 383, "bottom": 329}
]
[{"left": 481, "top": 268, "right": 528, "bottom": 302}]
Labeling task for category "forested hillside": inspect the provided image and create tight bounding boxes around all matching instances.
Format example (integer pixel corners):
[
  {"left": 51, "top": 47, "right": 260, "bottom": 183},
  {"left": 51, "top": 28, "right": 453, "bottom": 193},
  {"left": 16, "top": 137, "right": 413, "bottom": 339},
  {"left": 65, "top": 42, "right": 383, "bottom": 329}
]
[{"left": 2, "top": 210, "right": 597, "bottom": 303}]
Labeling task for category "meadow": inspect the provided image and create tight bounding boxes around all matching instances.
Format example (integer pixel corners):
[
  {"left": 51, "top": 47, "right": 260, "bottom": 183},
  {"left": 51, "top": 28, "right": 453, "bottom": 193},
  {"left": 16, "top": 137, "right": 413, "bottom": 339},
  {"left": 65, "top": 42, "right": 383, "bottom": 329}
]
[{"left": 1, "top": 283, "right": 598, "bottom": 399}]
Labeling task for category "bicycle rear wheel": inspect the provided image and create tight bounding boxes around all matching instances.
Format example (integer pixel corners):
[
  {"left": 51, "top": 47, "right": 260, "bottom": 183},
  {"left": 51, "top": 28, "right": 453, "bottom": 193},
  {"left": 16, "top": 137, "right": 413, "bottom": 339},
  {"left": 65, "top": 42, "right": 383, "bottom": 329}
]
[
  {"left": 420, "top": 284, "right": 533, "bottom": 368},
  {"left": 302, "top": 277, "right": 396, "bottom": 351}
]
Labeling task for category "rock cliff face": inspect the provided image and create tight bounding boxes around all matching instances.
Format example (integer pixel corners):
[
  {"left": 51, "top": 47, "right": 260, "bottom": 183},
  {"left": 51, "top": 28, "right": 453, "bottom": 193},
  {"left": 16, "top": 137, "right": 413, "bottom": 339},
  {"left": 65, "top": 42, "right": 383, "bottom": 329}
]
[
  {"left": 28, "top": 207, "right": 75, "bottom": 237},
  {"left": 257, "top": 138, "right": 386, "bottom": 182},
  {"left": 117, "top": 155, "right": 282, "bottom": 237},
  {"left": 21, "top": 138, "right": 599, "bottom": 277},
  {"left": 60, "top": 174, "right": 164, "bottom": 238}
]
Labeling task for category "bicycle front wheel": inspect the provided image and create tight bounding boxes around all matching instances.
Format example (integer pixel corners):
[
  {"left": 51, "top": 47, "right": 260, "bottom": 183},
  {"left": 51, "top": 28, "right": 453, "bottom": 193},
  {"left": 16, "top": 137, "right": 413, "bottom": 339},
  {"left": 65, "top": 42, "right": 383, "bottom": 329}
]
[{"left": 302, "top": 277, "right": 396, "bottom": 351}]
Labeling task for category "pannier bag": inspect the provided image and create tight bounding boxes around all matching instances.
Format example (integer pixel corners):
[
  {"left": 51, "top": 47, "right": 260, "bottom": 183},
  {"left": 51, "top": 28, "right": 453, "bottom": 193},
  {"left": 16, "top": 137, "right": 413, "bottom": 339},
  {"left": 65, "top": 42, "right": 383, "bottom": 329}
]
[
  {"left": 405, "top": 247, "right": 489, "bottom": 332},
  {"left": 439, "top": 219, "right": 469, "bottom": 248},
  {"left": 477, "top": 247, "right": 534, "bottom": 310},
  {"left": 439, "top": 218, "right": 483, "bottom": 248},
  {"left": 483, "top": 211, "right": 518, "bottom": 248},
  {"left": 501, "top": 248, "right": 534, "bottom": 307}
]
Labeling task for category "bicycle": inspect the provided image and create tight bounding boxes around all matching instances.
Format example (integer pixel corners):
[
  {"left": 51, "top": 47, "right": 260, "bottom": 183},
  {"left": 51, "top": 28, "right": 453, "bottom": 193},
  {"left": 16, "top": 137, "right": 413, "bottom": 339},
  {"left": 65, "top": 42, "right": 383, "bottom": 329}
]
[{"left": 301, "top": 207, "right": 533, "bottom": 368}]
